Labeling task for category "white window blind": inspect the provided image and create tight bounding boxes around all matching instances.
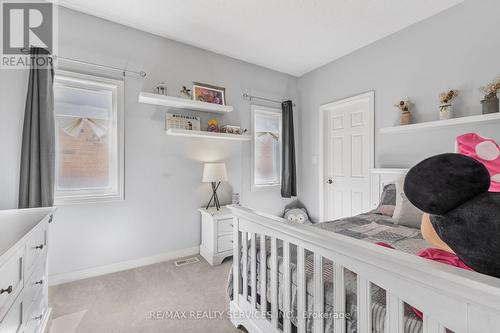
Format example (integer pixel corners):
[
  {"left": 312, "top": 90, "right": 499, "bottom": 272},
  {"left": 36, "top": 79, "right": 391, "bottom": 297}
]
[{"left": 53, "top": 71, "right": 124, "bottom": 204}]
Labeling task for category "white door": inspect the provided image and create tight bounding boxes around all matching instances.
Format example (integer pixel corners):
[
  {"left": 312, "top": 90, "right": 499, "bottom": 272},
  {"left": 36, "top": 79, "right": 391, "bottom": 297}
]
[{"left": 321, "top": 92, "right": 374, "bottom": 221}]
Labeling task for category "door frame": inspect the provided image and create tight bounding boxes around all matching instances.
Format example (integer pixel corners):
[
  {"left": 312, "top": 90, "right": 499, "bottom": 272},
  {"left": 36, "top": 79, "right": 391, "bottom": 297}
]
[{"left": 318, "top": 91, "right": 375, "bottom": 222}]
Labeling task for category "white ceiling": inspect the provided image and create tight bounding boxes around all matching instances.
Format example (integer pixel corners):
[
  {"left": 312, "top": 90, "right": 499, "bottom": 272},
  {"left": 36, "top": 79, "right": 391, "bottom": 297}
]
[{"left": 58, "top": 0, "right": 463, "bottom": 77}]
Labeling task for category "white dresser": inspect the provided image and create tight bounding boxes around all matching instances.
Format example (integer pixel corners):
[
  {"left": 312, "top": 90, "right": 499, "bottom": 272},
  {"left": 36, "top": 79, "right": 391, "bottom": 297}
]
[
  {"left": 0, "top": 207, "right": 54, "bottom": 333},
  {"left": 199, "top": 207, "right": 233, "bottom": 266}
]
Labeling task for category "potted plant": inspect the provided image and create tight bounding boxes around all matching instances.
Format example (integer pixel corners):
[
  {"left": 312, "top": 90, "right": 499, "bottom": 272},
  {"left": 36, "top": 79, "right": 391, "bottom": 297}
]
[
  {"left": 394, "top": 100, "right": 413, "bottom": 125},
  {"left": 480, "top": 78, "right": 500, "bottom": 114},
  {"left": 439, "top": 90, "right": 459, "bottom": 120}
]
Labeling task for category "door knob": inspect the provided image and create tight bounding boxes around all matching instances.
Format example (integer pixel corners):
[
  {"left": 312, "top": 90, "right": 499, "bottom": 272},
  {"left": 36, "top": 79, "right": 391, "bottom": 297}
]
[
  {"left": 0, "top": 285, "right": 13, "bottom": 294},
  {"left": 327, "top": 179, "right": 333, "bottom": 184}
]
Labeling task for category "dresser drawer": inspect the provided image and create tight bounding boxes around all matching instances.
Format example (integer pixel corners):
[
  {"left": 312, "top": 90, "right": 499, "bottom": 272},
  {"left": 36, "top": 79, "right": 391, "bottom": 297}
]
[
  {"left": 23, "top": 258, "right": 46, "bottom": 315},
  {"left": 25, "top": 223, "right": 47, "bottom": 277},
  {"left": 0, "top": 246, "right": 24, "bottom": 321},
  {"left": 217, "top": 234, "right": 233, "bottom": 253},
  {"left": 218, "top": 218, "right": 233, "bottom": 235},
  {"left": 23, "top": 295, "right": 44, "bottom": 333},
  {"left": 0, "top": 292, "right": 23, "bottom": 333}
]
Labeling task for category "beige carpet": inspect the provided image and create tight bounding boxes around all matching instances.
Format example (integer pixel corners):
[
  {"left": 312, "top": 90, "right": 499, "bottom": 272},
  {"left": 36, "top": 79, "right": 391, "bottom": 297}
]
[{"left": 49, "top": 256, "right": 243, "bottom": 333}]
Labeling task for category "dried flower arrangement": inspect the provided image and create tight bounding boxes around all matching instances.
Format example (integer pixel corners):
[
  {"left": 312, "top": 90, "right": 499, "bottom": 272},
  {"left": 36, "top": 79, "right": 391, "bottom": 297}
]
[
  {"left": 480, "top": 78, "right": 500, "bottom": 96},
  {"left": 480, "top": 78, "right": 500, "bottom": 114},
  {"left": 394, "top": 100, "right": 413, "bottom": 113},
  {"left": 439, "top": 90, "right": 459, "bottom": 105}
]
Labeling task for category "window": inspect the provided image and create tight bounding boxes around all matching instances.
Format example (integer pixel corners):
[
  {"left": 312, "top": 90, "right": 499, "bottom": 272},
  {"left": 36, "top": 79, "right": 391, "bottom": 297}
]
[
  {"left": 251, "top": 105, "right": 282, "bottom": 190},
  {"left": 53, "top": 71, "right": 124, "bottom": 204}
]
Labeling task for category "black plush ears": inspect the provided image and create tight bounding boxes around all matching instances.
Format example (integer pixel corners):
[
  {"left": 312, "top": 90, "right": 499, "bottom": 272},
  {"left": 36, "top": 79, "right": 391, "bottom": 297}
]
[{"left": 404, "top": 153, "right": 491, "bottom": 215}]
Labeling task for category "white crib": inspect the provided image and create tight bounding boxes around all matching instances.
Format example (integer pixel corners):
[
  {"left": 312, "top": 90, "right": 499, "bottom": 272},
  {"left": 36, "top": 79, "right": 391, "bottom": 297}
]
[{"left": 228, "top": 204, "right": 500, "bottom": 333}]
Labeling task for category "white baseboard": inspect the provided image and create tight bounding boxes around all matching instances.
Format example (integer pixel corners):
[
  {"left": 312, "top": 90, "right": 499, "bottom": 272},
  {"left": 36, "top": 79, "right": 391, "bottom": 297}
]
[{"left": 49, "top": 246, "right": 200, "bottom": 286}]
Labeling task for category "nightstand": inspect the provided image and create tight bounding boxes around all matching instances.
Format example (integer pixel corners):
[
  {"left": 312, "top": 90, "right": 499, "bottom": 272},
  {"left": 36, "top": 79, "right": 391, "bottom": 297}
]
[{"left": 199, "top": 206, "right": 233, "bottom": 266}]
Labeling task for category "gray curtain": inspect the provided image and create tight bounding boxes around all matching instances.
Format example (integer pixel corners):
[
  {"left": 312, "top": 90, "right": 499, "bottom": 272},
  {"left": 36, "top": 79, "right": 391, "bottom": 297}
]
[
  {"left": 281, "top": 100, "right": 297, "bottom": 198},
  {"left": 18, "top": 48, "right": 55, "bottom": 208}
]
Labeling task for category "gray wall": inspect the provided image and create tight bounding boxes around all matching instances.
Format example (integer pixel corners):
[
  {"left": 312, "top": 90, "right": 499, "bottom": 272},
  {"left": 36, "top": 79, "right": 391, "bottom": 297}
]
[
  {"left": 0, "top": 7, "right": 299, "bottom": 277},
  {"left": 297, "top": 0, "right": 500, "bottom": 221}
]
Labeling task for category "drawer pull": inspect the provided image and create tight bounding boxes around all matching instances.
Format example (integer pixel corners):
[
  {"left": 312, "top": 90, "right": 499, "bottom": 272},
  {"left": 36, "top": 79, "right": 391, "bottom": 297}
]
[
  {"left": 0, "top": 285, "right": 13, "bottom": 294},
  {"left": 34, "top": 314, "right": 43, "bottom": 321},
  {"left": 229, "top": 223, "right": 233, "bottom": 227},
  {"left": 34, "top": 244, "right": 44, "bottom": 250},
  {"left": 230, "top": 240, "right": 234, "bottom": 243},
  {"left": 49, "top": 214, "right": 53, "bottom": 223},
  {"left": 35, "top": 280, "right": 44, "bottom": 285}
]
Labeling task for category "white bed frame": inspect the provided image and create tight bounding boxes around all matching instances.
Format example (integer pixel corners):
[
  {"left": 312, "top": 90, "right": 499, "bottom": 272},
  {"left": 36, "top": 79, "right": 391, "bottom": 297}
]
[{"left": 229, "top": 169, "right": 500, "bottom": 333}]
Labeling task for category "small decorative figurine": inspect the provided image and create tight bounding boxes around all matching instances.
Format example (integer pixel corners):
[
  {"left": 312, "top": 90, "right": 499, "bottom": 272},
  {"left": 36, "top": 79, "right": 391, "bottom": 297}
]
[
  {"left": 394, "top": 99, "right": 413, "bottom": 125},
  {"left": 179, "top": 86, "right": 192, "bottom": 99},
  {"left": 207, "top": 118, "right": 219, "bottom": 132}
]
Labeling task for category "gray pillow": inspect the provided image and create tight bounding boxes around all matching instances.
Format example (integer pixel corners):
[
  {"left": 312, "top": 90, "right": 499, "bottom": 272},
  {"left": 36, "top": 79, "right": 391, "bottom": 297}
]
[
  {"left": 380, "top": 184, "right": 396, "bottom": 205},
  {"left": 393, "top": 192, "right": 424, "bottom": 229},
  {"left": 375, "top": 184, "right": 396, "bottom": 216}
]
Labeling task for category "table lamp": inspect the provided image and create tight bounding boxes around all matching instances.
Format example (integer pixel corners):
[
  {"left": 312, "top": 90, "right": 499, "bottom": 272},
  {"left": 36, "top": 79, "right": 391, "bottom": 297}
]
[{"left": 202, "top": 163, "right": 228, "bottom": 210}]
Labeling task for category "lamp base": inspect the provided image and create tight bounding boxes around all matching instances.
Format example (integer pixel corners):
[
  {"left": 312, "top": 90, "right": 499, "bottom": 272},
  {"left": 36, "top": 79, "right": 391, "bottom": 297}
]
[{"left": 206, "top": 182, "right": 222, "bottom": 210}]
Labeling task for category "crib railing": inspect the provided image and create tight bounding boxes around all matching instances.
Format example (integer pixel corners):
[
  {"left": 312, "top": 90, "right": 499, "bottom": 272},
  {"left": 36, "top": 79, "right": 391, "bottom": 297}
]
[{"left": 229, "top": 205, "right": 500, "bottom": 333}]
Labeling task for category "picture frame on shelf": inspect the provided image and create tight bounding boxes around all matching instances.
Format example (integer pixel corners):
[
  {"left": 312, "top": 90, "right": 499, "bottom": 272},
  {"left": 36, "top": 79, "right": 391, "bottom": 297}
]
[
  {"left": 192, "top": 82, "right": 226, "bottom": 106},
  {"left": 165, "top": 113, "right": 201, "bottom": 131}
]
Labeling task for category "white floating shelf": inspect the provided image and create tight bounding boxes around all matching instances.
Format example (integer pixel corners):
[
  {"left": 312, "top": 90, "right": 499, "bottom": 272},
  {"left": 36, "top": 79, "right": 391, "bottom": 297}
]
[
  {"left": 139, "top": 92, "right": 233, "bottom": 113},
  {"left": 380, "top": 113, "right": 500, "bottom": 134},
  {"left": 166, "top": 128, "right": 251, "bottom": 141}
]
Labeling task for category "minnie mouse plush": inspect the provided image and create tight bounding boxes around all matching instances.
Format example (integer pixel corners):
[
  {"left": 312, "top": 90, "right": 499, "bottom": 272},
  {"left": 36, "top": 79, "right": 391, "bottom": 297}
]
[{"left": 404, "top": 153, "right": 500, "bottom": 278}]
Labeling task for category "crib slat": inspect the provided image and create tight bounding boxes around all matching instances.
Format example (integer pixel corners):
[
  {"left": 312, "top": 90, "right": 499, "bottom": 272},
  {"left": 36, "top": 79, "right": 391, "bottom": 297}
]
[
  {"left": 270, "top": 237, "right": 279, "bottom": 328},
  {"left": 260, "top": 234, "right": 267, "bottom": 317},
  {"left": 242, "top": 232, "right": 248, "bottom": 301},
  {"left": 297, "top": 246, "right": 306, "bottom": 333},
  {"left": 423, "top": 315, "right": 445, "bottom": 333},
  {"left": 283, "top": 241, "right": 292, "bottom": 333},
  {"left": 333, "top": 264, "right": 346, "bottom": 333},
  {"left": 250, "top": 233, "right": 257, "bottom": 309},
  {"left": 358, "top": 276, "right": 372, "bottom": 333},
  {"left": 314, "top": 253, "right": 324, "bottom": 333},
  {"left": 233, "top": 219, "right": 240, "bottom": 304},
  {"left": 386, "top": 292, "right": 404, "bottom": 333}
]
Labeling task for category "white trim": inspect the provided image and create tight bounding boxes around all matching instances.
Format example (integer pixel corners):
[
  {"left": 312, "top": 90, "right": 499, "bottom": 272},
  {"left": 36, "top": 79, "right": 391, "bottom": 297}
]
[
  {"left": 371, "top": 168, "right": 408, "bottom": 175},
  {"left": 54, "top": 70, "right": 125, "bottom": 205},
  {"left": 318, "top": 91, "right": 375, "bottom": 222},
  {"left": 49, "top": 246, "right": 199, "bottom": 286},
  {"left": 250, "top": 104, "right": 283, "bottom": 192}
]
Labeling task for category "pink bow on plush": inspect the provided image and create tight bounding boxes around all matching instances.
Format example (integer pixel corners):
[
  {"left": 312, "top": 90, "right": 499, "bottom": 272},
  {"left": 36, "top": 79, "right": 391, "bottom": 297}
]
[{"left": 456, "top": 133, "right": 500, "bottom": 192}]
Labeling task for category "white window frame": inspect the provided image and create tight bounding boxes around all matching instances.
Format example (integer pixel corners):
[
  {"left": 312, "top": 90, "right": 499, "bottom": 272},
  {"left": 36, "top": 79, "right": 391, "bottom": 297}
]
[
  {"left": 53, "top": 70, "right": 125, "bottom": 204},
  {"left": 251, "top": 104, "right": 282, "bottom": 191}
]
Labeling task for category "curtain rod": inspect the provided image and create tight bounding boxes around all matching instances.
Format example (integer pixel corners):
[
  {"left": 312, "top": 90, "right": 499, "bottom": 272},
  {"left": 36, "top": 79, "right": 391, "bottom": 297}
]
[
  {"left": 20, "top": 48, "right": 147, "bottom": 78},
  {"left": 242, "top": 93, "right": 296, "bottom": 107}
]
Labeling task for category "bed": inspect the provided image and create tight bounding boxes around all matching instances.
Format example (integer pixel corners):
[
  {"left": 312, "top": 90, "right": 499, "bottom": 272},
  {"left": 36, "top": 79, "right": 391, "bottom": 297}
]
[
  {"left": 228, "top": 169, "right": 500, "bottom": 333},
  {"left": 228, "top": 210, "right": 430, "bottom": 333}
]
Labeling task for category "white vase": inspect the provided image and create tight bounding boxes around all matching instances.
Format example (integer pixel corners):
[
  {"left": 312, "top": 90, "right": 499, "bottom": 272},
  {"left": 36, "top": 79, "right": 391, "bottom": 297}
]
[{"left": 440, "top": 104, "right": 452, "bottom": 120}]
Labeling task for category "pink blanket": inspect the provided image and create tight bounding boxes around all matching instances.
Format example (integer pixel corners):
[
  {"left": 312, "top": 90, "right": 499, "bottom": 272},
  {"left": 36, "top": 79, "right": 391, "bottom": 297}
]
[{"left": 376, "top": 243, "right": 473, "bottom": 320}]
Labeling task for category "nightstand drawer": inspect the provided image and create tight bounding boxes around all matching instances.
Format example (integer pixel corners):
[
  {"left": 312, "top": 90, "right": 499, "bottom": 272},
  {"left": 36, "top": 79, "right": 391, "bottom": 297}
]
[
  {"left": 217, "top": 234, "right": 233, "bottom": 253},
  {"left": 0, "top": 246, "right": 24, "bottom": 321},
  {"left": 218, "top": 218, "right": 233, "bottom": 235}
]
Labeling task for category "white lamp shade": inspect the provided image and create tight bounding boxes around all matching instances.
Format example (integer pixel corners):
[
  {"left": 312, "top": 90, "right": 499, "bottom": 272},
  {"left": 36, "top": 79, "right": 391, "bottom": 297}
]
[{"left": 202, "top": 163, "right": 228, "bottom": 183}]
